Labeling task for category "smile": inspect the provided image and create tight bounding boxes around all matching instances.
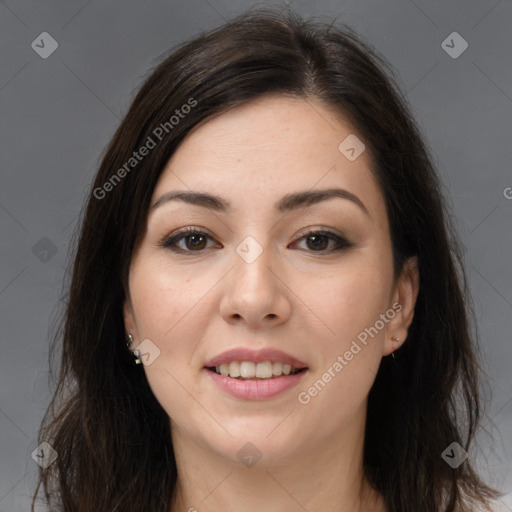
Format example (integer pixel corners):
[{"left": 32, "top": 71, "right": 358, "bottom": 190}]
[
  {"left": 203, "top": 347, "right": 309, "bottom": 399},
  {"left": 204, "top": 365, "right": 309, "bottom": 400},
  {"left": 207, "top": 361, "right": 307, "bottom": 379}
]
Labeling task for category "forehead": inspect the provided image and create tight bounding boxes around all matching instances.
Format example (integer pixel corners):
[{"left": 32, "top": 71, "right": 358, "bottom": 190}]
[{"left": 152, "top": 94, "right": 386, "bottom": 224}]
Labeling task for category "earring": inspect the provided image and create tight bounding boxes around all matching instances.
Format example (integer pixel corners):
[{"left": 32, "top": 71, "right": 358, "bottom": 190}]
[
  {"left": 126, "top": 333, "right": 142, "bottom": 364},
  {"left": 390, "top": 336, "right": 400, "bottom": 359}
]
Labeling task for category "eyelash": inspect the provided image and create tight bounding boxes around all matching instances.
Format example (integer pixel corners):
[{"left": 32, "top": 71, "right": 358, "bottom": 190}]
[{"left": 160, "top": 227, "right": 353, "bottom": 254}]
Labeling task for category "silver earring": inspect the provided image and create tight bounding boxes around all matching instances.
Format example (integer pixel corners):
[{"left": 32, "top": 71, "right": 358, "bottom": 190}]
[
  {"left": 126, "top": 333, "right": 142, "bottom": 364},
  {"left": 390, "top": 336, "right": 400, "bottom": 359}
]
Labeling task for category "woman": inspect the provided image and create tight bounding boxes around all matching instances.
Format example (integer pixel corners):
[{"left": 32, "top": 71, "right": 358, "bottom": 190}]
[{"left": 32, "top": 8, "right": 503, "bottom": 512}]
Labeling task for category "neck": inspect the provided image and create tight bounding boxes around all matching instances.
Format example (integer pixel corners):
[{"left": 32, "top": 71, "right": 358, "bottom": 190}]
[{"left": 169, "top": 405, "right": 386, "bottom": 512}]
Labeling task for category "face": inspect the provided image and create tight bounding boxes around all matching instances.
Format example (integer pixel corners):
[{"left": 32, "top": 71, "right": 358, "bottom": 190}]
[{"left": 124, "top": 94, "right": 418, "bottom": 466}]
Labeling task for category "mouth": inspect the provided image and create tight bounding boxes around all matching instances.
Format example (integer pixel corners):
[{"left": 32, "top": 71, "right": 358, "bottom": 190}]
[
  {"left": 203, "top": 347, "right": 309, "bottom": 399},
  {"left": 205, "top": 361, "right": 308, "bottom": 380}
]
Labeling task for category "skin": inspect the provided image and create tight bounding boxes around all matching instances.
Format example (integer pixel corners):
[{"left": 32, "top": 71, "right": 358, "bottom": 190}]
[{"left": 123, "top": 94, "right": 420, "bottom": 512}]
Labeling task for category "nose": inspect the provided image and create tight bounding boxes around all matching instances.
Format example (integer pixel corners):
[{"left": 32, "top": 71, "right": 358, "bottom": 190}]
[{"left": 219, "top": 239, "right": 291, "bottom": 329}]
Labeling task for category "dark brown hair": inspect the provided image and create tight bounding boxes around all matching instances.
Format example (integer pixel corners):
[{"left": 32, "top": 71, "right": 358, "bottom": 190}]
[{"left": 32, "top": 7, "right": 501, "bottom": 511}]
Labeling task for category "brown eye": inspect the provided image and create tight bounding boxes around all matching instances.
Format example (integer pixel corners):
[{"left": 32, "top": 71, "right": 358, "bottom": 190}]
[
  {"left": 293, "top": 230, "right": 353, "bottom": 253},
  {"left": 183, "top": 233, "right": 208, "bottom": 250},
  {"left": 161, "top": 228, "right": 218, "bottom": 253},
  {"left": 305, "top": 233, "right": 330, "bottom": 251}
]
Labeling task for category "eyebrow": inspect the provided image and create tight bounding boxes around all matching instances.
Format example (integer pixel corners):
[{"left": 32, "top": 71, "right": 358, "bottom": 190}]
[{"left": 151, "top": 188, "right": 370, "bottom": 217}]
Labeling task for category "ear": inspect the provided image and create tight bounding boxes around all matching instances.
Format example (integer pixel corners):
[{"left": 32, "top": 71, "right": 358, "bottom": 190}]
[
  {"left": 383, "top": 256, "right": 420, "bottom": 356},
  {"left": 123, "top": 295, "right": 137, "bottom": 339}
]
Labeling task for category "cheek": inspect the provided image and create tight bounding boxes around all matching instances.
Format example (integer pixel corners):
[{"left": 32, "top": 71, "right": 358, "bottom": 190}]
[
  {"left": 128, "top": 263, "right": 206, "bottom": 425},
  {"left": 128, "top": 259, "right": 202, "bottom": 366},
  {"left": 297, "top": 259, "right": 393, "bottom": 350},
  {"left": 292, "top": 258, "right": 393, "bottom": 430},
  {"left": 342, "top": 271, "right": 391, "bottom": 338}
]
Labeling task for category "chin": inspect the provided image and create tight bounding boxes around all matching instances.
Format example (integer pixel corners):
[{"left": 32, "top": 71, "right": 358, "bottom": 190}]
[{"left": 200, "top": 416, "right": 309, "bottom": 466}]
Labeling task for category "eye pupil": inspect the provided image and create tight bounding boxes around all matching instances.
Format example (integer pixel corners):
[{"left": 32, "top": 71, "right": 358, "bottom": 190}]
[
  {"left": 307, "top": 234, "right": 328, "bottom": 251},
  {"left": 187, "top": 234, "right": 206, "bottom": 250}
]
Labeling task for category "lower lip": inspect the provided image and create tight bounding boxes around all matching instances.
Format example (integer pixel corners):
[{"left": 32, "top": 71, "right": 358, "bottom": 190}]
[{"left": 204, "top": 368, "right": 308, "bottom": 400}]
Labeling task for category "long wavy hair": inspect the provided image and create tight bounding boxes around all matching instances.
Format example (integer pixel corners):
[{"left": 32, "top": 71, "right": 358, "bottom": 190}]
[{"left": 32, "top": 7, "right": 501, "bottom": 511}]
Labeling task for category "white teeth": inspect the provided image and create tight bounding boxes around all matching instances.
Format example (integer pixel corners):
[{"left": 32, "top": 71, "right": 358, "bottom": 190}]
[
  {"left": 256, "top": 361, "right": 273, "bottom": 378},
  {"left": 228, "top": 361, "right": 240, "bottom": 378},
  {"left": 272, "top": 362, "right": 283, "bottom": 375},
  {"left": 213, "top": 360, "right": 304, "bottom": 379},
  {"left": 240, "top": 361, "right": 256, "bottom": 378}
]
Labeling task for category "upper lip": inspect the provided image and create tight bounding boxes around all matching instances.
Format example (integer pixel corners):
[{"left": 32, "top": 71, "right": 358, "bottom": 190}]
[{"left": 204, "top": 348, "right": 308, "bottom": 368}]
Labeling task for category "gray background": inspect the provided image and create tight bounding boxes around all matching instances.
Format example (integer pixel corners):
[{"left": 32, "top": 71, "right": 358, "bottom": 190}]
[{"left": 1, "top": 0, "right": 511, "bottom": 510}]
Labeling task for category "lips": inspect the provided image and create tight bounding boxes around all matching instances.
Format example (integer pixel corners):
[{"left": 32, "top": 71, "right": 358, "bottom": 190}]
[
  {"left": 204, "top": 347, "right": 308, "bottom": 369},
  {"left": 203, "top": 347, "right": 309, "bottom": 400},
  {"left": 211, "top": 361, "right": 304, "bottom": 379}
]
